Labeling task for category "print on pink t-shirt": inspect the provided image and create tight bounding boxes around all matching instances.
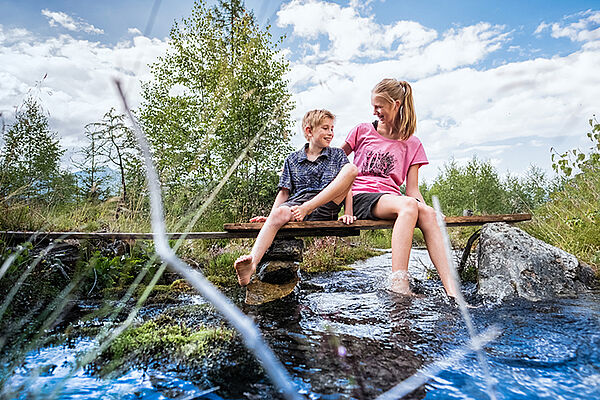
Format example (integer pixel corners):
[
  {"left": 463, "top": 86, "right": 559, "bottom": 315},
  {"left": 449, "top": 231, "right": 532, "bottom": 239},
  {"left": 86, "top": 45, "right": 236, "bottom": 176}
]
[{"left": 345, "top": 122, "right": 428, "bottom": 195}]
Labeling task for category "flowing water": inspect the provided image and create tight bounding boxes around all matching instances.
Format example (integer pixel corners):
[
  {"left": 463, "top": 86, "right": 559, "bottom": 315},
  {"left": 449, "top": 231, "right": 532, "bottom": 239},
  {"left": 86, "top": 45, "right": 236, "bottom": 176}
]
[{"left": 3, "top": 249, "right": 600, "bottom": 399}]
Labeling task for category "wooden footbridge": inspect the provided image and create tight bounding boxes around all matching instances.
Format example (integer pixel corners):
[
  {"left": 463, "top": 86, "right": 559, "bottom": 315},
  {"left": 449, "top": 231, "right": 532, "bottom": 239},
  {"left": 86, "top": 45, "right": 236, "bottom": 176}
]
[{"left": 1, "top": 213, "right": 531, "bottom": 241}]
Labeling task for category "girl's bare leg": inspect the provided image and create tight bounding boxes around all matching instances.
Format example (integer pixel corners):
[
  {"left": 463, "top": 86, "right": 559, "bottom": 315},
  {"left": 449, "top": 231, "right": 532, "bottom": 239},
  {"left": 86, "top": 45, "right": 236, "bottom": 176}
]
[
  {"left": 234, "top": 206, "right": 293, "bottom": 286},
  {"left": 416, "top": 202, "right": 458, "bottom": 298},
  {"left": 372, "top": 195, "right": 419, "bottom": 294}
]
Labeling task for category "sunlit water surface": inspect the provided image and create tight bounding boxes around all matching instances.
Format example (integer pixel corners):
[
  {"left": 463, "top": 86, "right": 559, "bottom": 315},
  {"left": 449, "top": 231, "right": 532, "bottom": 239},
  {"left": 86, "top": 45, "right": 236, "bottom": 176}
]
[{"left": 3, "top": 249, "right": 600, "bottom": 399}]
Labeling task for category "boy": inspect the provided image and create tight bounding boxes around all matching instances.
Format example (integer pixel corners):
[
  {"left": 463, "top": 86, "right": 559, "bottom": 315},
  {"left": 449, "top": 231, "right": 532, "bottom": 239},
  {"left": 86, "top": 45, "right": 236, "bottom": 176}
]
[{"left": 234, "top": 109, "right": 358, "bottom": 286}]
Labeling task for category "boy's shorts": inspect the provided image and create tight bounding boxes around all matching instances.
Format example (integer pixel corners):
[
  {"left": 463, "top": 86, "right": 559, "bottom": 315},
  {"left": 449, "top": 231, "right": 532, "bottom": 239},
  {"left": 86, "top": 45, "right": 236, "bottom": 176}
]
[
  {"left": 352, "top": 192, "right": 387, "bottom": 220},
  {"left": 281, "top": 192, "right": 342, "bottom": 221}
]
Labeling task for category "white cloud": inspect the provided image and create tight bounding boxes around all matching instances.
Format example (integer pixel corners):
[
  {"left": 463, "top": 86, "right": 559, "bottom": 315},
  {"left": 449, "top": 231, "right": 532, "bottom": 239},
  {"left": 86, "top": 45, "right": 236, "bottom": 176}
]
[
  {"left": 128, "top": 27, "right": 143, "bottom": 35},
  {"left": 535, "top": 10, "right": 600, "bottom": 42},
  {"left": 41, "top": 9, "right": 104, "bottom": 35},
  {"left": 279, "top": 3, "right": 600, "bottom": 181},
  {"left": 286, "top": 44, "right": 600, "bottom": 180},
  {"left": 348, "top": 0, "right": 376, "bottom": 12},
  {"left": 277, "top": 0, "right": 438, "bottom": 62},
  {"left": 0, "top": 25, "right": 168, "bottom": 157}
]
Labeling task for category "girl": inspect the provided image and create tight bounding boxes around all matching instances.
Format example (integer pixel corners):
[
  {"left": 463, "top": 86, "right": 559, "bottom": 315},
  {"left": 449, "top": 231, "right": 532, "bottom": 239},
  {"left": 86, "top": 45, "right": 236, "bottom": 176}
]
[{"left": 342, "top": 78, "right": 457, "bottom": 298}]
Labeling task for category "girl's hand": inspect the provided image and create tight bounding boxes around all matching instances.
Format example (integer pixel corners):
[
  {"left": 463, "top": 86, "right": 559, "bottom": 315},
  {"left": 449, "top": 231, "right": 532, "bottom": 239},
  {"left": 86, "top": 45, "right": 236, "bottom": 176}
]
[
  {"left": 338, "top": 214, "right": 357, "bottom": 225},
  {"left": 249, "top": 216, "right": 267, "bottom": 223}
]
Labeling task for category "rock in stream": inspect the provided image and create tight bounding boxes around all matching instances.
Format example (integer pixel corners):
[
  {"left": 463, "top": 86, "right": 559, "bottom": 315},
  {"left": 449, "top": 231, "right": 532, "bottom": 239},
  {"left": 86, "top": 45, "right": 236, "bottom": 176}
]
[{"left": 477, "top": 222, "right": 596, "bottom": 301}]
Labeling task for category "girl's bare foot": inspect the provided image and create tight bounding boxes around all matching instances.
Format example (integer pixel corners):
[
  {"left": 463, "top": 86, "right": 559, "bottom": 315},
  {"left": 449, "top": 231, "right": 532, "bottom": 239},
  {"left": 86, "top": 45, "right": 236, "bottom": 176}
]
[
  {"left": 389, "top": 270, "right": 413, "bottom": 295},
  {"left": 234, "top": 255, "right": 255, "bottom": 286},
  {"left": 290, "top": 204, "right": 313, "bottom": 221}
]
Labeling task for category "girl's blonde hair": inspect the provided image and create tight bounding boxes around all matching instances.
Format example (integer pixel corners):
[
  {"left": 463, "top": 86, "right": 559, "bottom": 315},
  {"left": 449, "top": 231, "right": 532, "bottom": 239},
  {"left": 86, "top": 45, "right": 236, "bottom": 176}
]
[{"left": 372, "top": 78, "right": 416, "bottom": 140}]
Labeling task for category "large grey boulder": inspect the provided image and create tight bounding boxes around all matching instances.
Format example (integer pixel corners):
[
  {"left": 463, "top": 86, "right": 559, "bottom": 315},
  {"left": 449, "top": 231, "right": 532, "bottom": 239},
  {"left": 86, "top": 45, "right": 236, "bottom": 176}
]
[{"left": 477, "top": 222, "right": 596, "bottom": 301}]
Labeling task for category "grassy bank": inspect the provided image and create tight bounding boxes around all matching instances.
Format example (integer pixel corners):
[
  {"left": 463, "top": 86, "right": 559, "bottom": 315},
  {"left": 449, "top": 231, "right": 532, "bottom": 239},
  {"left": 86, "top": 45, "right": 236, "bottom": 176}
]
[{"left": 524, "top": 167, "right": 600, "bottom": 271}]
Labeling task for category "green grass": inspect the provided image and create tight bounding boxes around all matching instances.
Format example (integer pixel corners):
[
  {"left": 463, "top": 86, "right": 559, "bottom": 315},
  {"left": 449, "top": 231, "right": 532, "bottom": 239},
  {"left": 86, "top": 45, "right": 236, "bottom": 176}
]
[
  {"left": 524, "top": 167, "right": 600, "bottom": 272},
  {"left": 300, "top": 236, "right": 383, "bottom": 274}
]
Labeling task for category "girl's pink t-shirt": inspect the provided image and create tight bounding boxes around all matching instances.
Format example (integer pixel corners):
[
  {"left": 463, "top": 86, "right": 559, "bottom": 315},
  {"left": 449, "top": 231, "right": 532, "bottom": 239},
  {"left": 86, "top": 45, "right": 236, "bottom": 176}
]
[{"left": 345, "top": 122, "right": 428, "bottom": 195}]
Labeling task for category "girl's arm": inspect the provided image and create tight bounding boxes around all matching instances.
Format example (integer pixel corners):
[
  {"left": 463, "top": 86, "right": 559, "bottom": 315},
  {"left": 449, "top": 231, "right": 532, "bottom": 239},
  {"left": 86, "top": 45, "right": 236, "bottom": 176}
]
[
  {"left": 341, "top": 142, "right": 352, "bottom": 156},
  {"left": 405, "top": 164, "right": 425, "bottom": 203}
]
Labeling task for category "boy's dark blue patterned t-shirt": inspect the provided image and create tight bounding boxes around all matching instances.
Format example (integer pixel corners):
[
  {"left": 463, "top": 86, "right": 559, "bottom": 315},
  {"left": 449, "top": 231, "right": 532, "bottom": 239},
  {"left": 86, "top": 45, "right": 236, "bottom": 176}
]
[{"left": 278, "top": 144, "right": 349, "bottom": 201}]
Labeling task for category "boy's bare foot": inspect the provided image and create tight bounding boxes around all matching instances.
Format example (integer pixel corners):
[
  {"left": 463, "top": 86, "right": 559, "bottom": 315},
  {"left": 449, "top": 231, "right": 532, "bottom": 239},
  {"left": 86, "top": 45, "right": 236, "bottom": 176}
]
[
  {"left": 234, "top": 255, "right": 255, "bottom": 286},
  {"left": 291, "top": 204, "right": 314, "bottom": 221}
]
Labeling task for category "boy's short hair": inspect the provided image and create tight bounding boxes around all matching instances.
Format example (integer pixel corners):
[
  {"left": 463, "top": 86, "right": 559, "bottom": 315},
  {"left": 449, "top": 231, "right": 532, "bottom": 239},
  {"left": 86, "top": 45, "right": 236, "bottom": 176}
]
[{"left": 302, "top": 109, "right": 335, "bottom": 139}]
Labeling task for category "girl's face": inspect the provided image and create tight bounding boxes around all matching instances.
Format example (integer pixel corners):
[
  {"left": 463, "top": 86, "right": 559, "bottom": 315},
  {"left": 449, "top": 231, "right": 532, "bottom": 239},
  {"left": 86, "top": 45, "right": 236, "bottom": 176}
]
[{"left": 371, "top": 94, "right": 400, "bottom": 128}]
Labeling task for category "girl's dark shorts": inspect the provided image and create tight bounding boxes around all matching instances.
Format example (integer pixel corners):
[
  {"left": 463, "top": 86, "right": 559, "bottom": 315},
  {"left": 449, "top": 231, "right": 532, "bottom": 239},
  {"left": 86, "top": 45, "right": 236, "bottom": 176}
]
[
  {"left": 352, "top": 192, "right": 387, "bottom": 220},
  {"left": 281, "top": 192, "right": 342, "bottom": 221}
]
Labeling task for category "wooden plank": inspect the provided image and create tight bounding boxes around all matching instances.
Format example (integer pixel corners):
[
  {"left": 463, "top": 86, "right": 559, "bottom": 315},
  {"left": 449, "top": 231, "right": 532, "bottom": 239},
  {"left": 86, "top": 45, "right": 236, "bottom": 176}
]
[
  {"left": 0, "top": 213, "right": 531, "bottom": 241},
  {"left": 224, "top": 213, "right": 532, "bottom": 232},
  {"left": 0, "top": 231, "right": 240, "bottom": 240}
]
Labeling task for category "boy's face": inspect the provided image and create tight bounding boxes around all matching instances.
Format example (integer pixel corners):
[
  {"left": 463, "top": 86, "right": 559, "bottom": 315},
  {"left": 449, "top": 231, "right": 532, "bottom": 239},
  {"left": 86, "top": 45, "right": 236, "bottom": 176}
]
[{"left": 306, "top": 117, "right": 334, "bottom": 148}]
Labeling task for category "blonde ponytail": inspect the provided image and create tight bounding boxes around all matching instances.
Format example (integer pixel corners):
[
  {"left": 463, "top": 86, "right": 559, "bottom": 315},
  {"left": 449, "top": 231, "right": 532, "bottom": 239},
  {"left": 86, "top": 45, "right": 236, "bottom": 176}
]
[{"left": 372, "top": 79, "right": 417, "bottom": 140}]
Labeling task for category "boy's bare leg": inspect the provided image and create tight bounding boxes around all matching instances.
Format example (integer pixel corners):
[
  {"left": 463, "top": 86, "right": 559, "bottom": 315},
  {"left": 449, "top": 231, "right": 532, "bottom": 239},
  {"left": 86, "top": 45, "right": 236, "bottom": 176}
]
[
  {"left": 291, "top": 164, "right": 358, "bottom": 221},
  {"left": 234, "top": 206, "right": 293, "bottom": 286},
  {"left": 372, "top": 195, "right": 419, "bottom": 294}
]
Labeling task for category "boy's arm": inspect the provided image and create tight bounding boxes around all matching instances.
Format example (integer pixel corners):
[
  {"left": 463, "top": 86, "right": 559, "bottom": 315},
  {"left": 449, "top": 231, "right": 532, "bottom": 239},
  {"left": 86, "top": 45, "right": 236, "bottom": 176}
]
[
  {"left": 249, "top": 188, "right": 290, "bottom": 222},
  {"left": 405, "top": 164, "right": 425, "bottom": 203},
  {"left": 271, "top": 188, "right": 290, "bottom": 211},
  {"left": 338, "top": 189, "right": 356, "bottom": 224}
]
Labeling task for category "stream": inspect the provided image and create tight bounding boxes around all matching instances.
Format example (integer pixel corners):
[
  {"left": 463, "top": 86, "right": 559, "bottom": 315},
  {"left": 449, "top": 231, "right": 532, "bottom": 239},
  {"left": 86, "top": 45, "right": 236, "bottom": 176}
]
[{"left": 3, "top": 249, "right": 600, "bottom": 399}]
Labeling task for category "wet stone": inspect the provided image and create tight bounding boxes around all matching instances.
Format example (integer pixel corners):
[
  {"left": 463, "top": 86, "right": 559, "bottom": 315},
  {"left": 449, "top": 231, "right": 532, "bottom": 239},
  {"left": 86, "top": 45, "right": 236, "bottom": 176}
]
[
  {"left": 263, "top": 239, "right": 304, "bottom": 262},
  {"left": 245, "top": 275, "right": 299, "bottom": 305},
  {"left": 257, "top": 260, "right": 299, "bottom": 284}
]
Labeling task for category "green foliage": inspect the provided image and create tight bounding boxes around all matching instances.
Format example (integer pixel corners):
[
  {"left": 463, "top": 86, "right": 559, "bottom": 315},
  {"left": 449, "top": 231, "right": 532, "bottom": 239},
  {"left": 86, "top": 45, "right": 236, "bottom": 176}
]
[
  {"left": 300, "top": 237, "right": 382, "bottom": 274},
  {"left": 85, "top": 245, "right": 157, "bottom": 295},
  {"left": 503, "top": 165, "right": 550, "bottom": 213},
  {"left": 425, "top": 157, "right": 507, "bottom": 215},
  {"left": 75, "top": 121, "right": 112, "bottom": 201},
  {"left": 0, "top": 240, "right": 34, "bottom": 280},
  {"left": 83, "top": 108, "right": 141, "bottom": 204},
  {"left": 0, "top": 199, "right": 151, "bottom": 233},
  {"left": 551, "top": 116, "right": 600, "bottom": 177},
  {"left": 139, "top": 0, "right": 294, "bottom": 221},
  {"left": 422, "top": 156, "right": 550, "bottom": 216},
  {"left": 527, "top": 116, "right": 600, "bottom": 269},
  {"left": 203, "top": 250, "right": 244, "bottom": 287},
  {"left": 0, "top": 240, "right": 73, "bottom": 323},
  {"left": 360, "top": 229, "right": 392, "bottom": 249},
  {"left": 0, "top": 97, "right": 76, "bottom": 204}
]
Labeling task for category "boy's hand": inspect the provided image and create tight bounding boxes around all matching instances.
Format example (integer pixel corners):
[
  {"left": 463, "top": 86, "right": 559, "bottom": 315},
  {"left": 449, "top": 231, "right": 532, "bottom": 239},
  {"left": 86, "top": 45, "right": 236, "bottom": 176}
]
[
  {"left": 249, "top": 216, "right": 267, "bottom": 222},
  {"left": 338, "top": 214, "right": 357, "bottom": 225}
]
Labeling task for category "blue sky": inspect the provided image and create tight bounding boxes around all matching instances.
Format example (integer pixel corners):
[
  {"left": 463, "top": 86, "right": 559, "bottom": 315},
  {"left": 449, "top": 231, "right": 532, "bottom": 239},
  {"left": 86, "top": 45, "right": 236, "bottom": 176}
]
[{"left": 1, "top": 0, "right": 599, "bottom": 183}]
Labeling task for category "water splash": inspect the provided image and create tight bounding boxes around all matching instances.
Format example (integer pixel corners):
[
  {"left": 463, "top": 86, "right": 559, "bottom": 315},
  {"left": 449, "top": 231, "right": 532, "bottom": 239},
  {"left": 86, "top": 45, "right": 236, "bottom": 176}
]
[{"left": 432, "top": 195, "right": 498, "bottom": 400}]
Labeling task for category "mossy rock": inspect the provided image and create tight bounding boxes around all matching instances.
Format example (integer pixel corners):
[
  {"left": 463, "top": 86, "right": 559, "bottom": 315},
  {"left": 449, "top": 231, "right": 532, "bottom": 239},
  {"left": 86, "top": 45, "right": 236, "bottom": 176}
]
[
  {"left": 169, "top": 279, "right": 194, "bottom": 293},
  {"left": 93, "top": 316, "right": 262, "bottom": 390}
]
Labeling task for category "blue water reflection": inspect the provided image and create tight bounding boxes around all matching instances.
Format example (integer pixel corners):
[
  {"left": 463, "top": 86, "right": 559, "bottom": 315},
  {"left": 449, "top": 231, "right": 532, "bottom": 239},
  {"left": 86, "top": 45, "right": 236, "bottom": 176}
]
[{"left": 3, "top": 250, "right": 599, "bottom": 399}]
